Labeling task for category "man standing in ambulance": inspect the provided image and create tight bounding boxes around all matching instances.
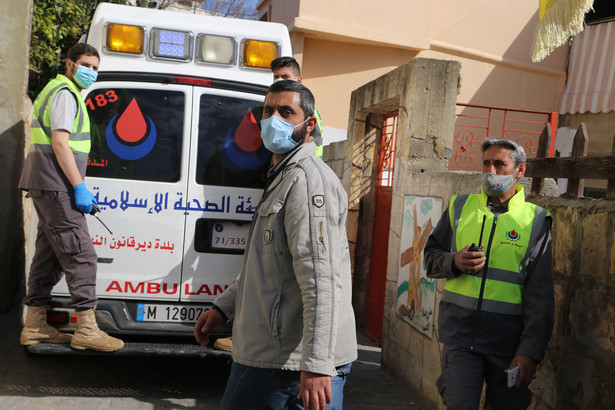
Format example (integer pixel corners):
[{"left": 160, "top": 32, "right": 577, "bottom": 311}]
[
  {"left": 195, "top": 80, "right": 356, "bottom": 409},
  {"left": 424, "top": 138, "right": 554, "bottom": 409},
  {"left": 19, "top": 43, "right": 123, "bottom": 352},
  {"left": 271, "top": 56, "right": 325, "bottom": 157}
]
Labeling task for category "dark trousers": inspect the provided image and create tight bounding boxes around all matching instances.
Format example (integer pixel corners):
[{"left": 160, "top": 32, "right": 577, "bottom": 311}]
[
  {"left": 220, "top": 362, "right": 351, "bottom": 410},
  {"left": 436, "top": 344, "right": 532, "bottom": 410},
  {"left": 25, "top": 189, "right": 97, "bottom": 309}
]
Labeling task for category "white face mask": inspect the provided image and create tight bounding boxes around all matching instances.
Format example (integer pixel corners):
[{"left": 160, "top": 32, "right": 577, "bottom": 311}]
[{"left": 481, "top": 168, "right": 517, "bottom": 196}]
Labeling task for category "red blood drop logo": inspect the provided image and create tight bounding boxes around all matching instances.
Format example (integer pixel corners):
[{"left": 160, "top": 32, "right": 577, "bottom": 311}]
[
  {"left": 510, "top": 230, "right": 516, "bottom": 236},
  {"left": 116, "top": 98, "right": 147, "bottom": 143},
  {"left": 234, "top": 109, "right": 262, "bottom": 152}
]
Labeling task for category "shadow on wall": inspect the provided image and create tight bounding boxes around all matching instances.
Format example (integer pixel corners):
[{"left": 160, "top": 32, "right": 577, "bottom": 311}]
[{"left": 0, "top": 120, "right": 26, "bottom": 313}]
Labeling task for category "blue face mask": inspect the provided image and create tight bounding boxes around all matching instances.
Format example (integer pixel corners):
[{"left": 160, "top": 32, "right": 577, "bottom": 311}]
[
  {"left": 260, "top": 115, "right": 308, "bottom": 154},
  {"left": 72, "top": 62, "right": 98, "bottom": 89}
]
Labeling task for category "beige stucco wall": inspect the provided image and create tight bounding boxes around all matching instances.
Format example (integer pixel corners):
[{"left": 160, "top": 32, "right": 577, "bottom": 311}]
[
  {"left": 300, "top": 37, "right": 417, "bottom": 133},
  {"left": 258, "top": 0, "right": 570, "bottom": 143},
  {"left": 259, "top": 0, "right": 431, "bottom": 49}
]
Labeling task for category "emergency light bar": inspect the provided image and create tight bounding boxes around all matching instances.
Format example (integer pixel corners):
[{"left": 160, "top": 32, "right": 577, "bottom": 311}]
[
  {"left": 106, "top": 23, "right": 144, "bottom": 54},
  {"left": 103, "top": 21, "right": 280, "bottom": 70}
]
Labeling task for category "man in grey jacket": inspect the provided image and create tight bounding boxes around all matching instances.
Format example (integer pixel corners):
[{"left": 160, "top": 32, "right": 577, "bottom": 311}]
[{"left": 194, "top": 80, "right": 357, "bottom": 410}]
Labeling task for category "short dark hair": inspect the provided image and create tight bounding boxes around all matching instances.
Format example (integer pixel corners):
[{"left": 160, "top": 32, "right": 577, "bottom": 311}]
[
  {"left": 270, "top": 56, "right": 301, "bottom": 77},
  {"left": 267, "top": 80, "right": 314, "bottom": 120},
  {"left": 67, "top": 43, "right": 100, "bottom": 63},
  {"left": 481, "top": 138, "right": 526, "bottom": 168}
]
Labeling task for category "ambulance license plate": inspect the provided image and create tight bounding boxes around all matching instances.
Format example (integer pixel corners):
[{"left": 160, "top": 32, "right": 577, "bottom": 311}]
[{"left": 137, "top": 303, "right": 207, "bottom": 323}]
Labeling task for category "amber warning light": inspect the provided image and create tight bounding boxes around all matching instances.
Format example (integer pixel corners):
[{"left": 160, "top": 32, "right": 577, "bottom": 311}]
[
  {"left": 242, "top": 40, "right": 279, "bottom": 69},
  {"left": 106, "top": 23, "right": 145, "bottom": 54}
]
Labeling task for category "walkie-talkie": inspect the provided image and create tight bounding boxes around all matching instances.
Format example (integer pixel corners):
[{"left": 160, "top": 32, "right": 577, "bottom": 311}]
[
  {"left": 468, "top": 215, "right": 486, "bottom": 252},
  {"left": 89, "top": 201, "right": 113, "bottom": 235}
]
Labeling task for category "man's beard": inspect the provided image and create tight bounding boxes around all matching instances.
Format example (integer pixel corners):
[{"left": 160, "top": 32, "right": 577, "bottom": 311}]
[{"left": 291, "top": 122, "right": 308, "bottom": 143}]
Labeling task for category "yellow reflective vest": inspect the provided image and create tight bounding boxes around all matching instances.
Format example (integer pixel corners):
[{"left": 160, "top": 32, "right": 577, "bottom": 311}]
[
  {"left": 19, "top": 75, "right": 91, "bottom": 191},
  {"left": 442, "top": 185, "right": 549, "bottom": 317}
]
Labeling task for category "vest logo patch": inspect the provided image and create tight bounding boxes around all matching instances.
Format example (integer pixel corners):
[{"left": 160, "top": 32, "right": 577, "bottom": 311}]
[
  {"left": 264, "top": 229, "right": 273, "bottom": 244},
  {"left": 506, "top": 229, "right": 520, "bottom": 242},
  {"left": 312, "top": 195, "right": 324, "bottom": 208}
]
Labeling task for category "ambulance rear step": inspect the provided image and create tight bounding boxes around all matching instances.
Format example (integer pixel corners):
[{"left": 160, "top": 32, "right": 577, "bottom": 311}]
[{"left": 25, "top": 341, "right": 231, "bottom": 358}]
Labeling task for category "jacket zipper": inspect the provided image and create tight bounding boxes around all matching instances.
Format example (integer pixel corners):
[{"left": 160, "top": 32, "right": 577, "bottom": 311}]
[{"left": 470, "top": 215, "right": 497, "bottom": 351}]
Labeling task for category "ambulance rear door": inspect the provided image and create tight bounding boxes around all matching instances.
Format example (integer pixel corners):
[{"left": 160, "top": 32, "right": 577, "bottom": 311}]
[
  {"left": 180, "top": 84, "right": 270, "bottom": 302},
  {"left": 65, "top": 80, "right": 193, "bottom": 301}
]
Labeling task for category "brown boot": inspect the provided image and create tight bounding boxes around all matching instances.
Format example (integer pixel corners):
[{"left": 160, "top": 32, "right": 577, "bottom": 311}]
[
  {"left": 213, "top": 336, "right": 233, "bottom": 352},
  {"left": 20, "top": 305, "right": 72, "bottom": 345},
  {"left": 71, "top": 308, "right": 124, "bottom": 352}
]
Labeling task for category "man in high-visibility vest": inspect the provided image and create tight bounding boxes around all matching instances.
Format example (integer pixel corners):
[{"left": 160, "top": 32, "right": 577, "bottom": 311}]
[
  {"left": 19, "top": 43, "right": 123, "bottom": 352},
  {"left": 271, "top": 56, "right": 324, "bottom": 157},
  {"left": 424, "top": 138, "right": 554, "bottom": 409}
]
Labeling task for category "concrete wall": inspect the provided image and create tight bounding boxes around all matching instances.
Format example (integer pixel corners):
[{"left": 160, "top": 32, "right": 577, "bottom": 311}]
[{"left": 0, "top": 0, "right": 32, "bottom": 312}]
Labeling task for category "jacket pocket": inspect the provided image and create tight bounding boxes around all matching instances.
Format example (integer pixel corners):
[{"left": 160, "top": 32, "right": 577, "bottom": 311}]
[
  {"left": 255, "top": 199, "right": 287, "bottom": 255},
  {"left": 269, "top": 292, "right": 281, "bottom": 338}
]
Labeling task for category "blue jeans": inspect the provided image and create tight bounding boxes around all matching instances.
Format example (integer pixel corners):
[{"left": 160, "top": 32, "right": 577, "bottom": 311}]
[{"left": 220, "top": 362, "right": 352, "bottom": 410}]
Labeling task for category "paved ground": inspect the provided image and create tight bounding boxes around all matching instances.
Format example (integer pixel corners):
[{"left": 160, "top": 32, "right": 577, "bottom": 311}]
[{"left": 0, "top": 302, "right": 421, "bottom": 409}]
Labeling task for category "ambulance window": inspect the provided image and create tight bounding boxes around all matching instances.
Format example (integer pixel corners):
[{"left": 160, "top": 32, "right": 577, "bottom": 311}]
[
  {"left": 196, "top": 94, "right": 270, "bottom": 188},
  {"left": 85, "top": 88, "right": 184, "bottom": 182}
]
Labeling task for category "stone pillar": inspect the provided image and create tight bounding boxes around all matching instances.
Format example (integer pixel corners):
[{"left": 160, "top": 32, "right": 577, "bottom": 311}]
[{"left": 343, "top": 58, "right": 461, "bottom": 329}]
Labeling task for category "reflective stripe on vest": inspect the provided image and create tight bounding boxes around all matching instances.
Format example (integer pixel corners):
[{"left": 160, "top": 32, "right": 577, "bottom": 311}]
[
  {"left": 443, "top": 186, "right": 547, "bottom": 316},
  {"left": 30, "top": 75, "right": 91, "bottom": 155}
]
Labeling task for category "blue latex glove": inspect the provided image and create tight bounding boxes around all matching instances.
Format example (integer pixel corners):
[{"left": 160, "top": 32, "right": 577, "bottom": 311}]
[{"left": 73, "top": 182, "right": 95, "bottom": 214}]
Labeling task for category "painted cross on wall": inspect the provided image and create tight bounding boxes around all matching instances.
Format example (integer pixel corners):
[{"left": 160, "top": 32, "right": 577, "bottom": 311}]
[{"left": 396, "top": 195, "right": 442, "bottom": 338}]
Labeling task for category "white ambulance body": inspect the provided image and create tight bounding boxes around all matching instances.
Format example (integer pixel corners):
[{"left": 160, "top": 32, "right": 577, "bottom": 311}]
[{"left": 26, "top": 3, "right": 291, "bottom": 355}]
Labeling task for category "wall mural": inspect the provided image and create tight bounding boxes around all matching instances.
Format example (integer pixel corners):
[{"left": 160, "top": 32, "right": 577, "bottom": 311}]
[{"left": 396, "top": 195, "right": 442, "bottom": 338}]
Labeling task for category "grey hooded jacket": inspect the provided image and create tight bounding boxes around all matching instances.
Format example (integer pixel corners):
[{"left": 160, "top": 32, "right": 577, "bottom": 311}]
[{"left": 214, "top": 142, "right": 357, "bottom": 376}]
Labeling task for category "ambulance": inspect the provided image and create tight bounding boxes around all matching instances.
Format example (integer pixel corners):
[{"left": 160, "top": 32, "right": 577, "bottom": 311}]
[{"left": 25, "top": 2, "right": 291, "bottom": 355}]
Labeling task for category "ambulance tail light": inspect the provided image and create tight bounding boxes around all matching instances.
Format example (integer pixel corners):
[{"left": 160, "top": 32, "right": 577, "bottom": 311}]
[
  {"left": 106, "top": 23, "right": 145, "bottom": 55},
  {"left": 196, "top": 34, "right": 236, "bottom": 65},
  {"left": 241, "top": 39, "right": 279, "bottom": 69}
]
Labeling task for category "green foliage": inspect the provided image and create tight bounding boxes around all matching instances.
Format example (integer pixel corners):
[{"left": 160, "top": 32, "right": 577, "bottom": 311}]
[{"left": 28, "top": 0, "right": 133, "bottom": 98}]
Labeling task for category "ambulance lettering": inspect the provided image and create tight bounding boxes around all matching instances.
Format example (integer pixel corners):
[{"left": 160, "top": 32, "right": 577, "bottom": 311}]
[
  {"left": 184, "top": 283, "right": 229, "bottom": 296},
  {"left": 91, "top": 187, "right": 256, "bottom": 215},
  {"left": 105, "top": 281, "right": 179, "bottom": 294},
  {"left": 105, "top": 281, "right": 227, "bottom": 295}
]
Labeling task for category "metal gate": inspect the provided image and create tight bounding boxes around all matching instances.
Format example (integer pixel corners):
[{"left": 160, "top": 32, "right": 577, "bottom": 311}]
[{"left": 365, "top": 112, "right": 398, "bottom": 342}]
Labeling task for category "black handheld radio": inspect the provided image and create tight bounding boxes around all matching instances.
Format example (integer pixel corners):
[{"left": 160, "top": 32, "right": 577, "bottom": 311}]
[{"left": 468, "top": 215, "right": 486, "bottom": 252}]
